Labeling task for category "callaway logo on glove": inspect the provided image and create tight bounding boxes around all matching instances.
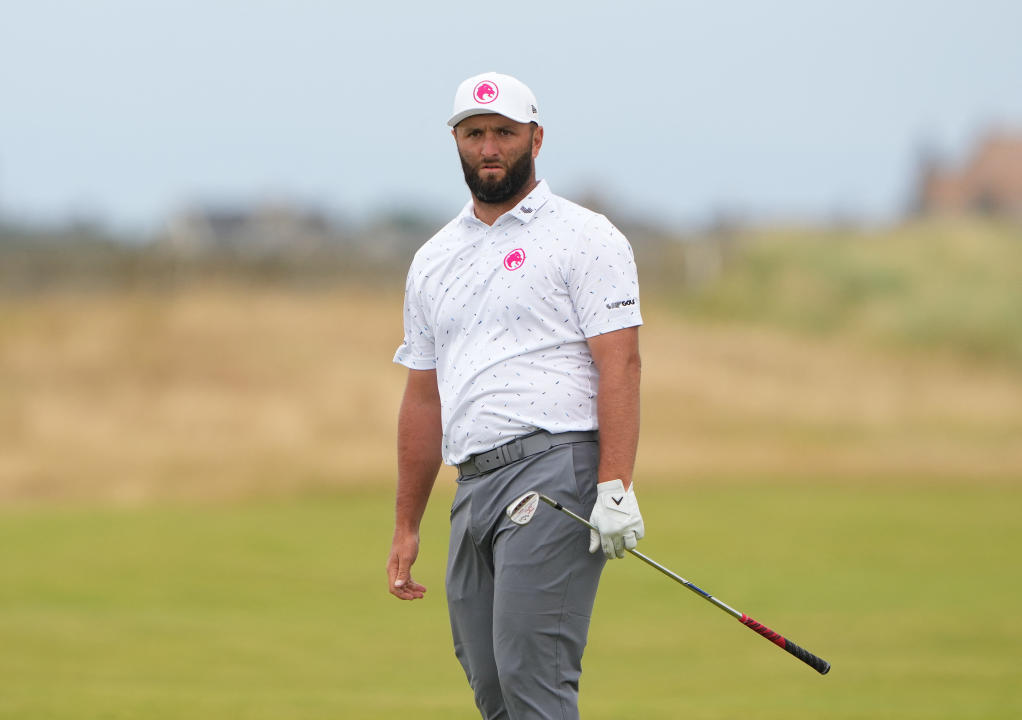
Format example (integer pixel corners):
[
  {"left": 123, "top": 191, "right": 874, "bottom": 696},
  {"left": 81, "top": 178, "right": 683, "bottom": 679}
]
[{"left": 588, "top": 479, "right": 645, "bottom": 559}]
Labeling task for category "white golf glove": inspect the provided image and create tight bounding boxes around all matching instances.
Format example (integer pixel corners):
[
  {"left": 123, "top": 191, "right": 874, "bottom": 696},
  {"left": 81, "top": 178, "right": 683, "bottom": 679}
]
[{"left": 588, "top": 479, "right": 645, "bottom": 559}]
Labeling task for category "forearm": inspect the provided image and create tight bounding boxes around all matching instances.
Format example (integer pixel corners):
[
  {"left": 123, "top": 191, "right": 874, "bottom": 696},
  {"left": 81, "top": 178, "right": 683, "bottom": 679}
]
[
  {"left": 595, "top": 353, "right": 641, "bottom": 487},
  {"left": 586, "top": 328, "right": 644, "bottom": 559},
  {"left": 395, "top": 380, "right": 443, "bottom": 534}
]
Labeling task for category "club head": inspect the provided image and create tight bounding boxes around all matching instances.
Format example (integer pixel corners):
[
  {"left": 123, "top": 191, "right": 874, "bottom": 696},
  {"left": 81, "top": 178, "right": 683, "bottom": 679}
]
[{"left": 506, "top": 491, "right": 540, "bottom": 525}]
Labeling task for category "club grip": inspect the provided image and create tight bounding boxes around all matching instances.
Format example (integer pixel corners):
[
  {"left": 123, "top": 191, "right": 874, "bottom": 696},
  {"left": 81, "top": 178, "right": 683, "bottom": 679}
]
[{"left": 740, "top": 614, "right": 831, "bottom": 675}]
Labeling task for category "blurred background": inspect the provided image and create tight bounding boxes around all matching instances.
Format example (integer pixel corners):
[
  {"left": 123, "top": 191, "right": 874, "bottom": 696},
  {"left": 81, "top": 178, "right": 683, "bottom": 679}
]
[{"left": 1, "top": 1, "right": 1020, "bottom": 718}]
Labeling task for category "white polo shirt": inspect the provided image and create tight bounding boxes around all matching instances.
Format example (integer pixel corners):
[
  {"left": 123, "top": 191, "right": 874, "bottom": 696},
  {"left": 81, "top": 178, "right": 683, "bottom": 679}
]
[{"left": 394, "top": 180, "right": 642, "bottom": 465}]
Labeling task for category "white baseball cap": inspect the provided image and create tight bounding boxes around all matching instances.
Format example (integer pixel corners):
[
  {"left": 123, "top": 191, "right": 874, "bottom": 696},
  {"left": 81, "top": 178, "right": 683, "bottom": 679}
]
[{"left": 447, "top": 72, "right": 540, "bottom": 127}]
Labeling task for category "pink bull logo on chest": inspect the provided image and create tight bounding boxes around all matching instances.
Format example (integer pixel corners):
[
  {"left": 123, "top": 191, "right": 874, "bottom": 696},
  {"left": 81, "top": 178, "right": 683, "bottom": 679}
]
[
  {"left": 473, "top": 81, "right": 498, "bottom": 104},
  {"left": 503, "top": 248, "right": 526, "bottom": 271}
]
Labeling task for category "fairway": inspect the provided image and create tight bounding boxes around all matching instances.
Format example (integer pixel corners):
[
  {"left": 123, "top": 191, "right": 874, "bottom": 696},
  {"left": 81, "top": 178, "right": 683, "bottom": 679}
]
[{"left": 1, "top": 483, "right": 1019, "bottom": 719}]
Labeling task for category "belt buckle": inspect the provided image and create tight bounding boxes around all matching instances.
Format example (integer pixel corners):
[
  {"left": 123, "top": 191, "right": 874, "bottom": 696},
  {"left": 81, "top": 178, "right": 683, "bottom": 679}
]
[{"left": 501, "top": 438, "right": 525, "bottom": 465}]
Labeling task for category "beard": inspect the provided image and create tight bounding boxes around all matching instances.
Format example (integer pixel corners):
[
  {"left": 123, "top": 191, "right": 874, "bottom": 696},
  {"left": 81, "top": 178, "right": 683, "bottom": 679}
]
[{"left": 460, "top": 142, "right": 535, "bottom": 204}]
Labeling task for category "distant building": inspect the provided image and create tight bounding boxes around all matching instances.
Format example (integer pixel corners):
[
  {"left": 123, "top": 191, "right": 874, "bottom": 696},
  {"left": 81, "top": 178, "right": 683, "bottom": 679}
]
[
  {"left": 915, "top": 130, "right": 1022, "bottom": 219},
  {"left": 161, "top": 201, "right": 339, "bottom": 257}
]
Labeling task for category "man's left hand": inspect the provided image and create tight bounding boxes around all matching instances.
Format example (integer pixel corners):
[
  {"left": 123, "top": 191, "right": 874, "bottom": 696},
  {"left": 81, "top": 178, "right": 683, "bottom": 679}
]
[{"left": 588, "top": 479, "right": 645, "bottom": 559}]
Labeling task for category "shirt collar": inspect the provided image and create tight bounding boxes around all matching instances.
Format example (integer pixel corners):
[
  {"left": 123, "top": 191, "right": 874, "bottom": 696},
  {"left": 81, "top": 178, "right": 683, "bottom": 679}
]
[
  {"left": 506, "top": 180, "right": 552, "bottom": 223},
  {"left": 457, "top": 179, "right": 553, "bottom": 227}
]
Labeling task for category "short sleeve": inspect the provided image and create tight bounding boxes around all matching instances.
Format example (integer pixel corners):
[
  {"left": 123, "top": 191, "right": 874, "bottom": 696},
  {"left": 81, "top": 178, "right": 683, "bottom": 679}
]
[
  {"left": 393, "top": 266, "right": 437, "bottom": 370},
  {"left": 566, "top": 215, "right": 643, "bottom": 337}
]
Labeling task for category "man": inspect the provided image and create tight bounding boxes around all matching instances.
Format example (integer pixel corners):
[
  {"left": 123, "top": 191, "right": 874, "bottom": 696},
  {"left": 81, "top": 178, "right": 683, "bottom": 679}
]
[{"left": 387, "top": 71, "right": 645, "bottom": 720}]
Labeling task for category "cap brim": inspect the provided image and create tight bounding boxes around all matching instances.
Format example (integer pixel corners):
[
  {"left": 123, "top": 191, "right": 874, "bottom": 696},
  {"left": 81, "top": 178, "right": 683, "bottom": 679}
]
[{"left": 447, "top": 108, "right": 536, "bottom": 127}]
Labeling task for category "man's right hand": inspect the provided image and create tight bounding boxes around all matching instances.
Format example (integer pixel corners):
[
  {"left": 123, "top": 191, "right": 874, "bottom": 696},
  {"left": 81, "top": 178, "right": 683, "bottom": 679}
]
[{"left": 387, "top": 531, "right": 428, "bottom": 600}]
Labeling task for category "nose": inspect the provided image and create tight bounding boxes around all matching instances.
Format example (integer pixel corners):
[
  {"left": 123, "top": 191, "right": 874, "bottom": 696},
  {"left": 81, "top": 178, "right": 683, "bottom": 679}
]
[{"left": 480, "top": 132, "right": 500, "bottom": 158}]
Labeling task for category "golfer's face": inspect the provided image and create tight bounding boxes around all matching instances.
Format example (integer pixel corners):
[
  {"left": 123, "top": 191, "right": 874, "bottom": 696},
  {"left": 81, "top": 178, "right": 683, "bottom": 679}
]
[{"left": 453, "top": 114, "right": 539, "bottom": 185}]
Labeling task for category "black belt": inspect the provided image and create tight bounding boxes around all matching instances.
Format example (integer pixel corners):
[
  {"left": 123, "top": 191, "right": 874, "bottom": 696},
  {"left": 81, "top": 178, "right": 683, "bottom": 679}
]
[{"left": 457, "top": 430, "right": 598, "bottom": 477}]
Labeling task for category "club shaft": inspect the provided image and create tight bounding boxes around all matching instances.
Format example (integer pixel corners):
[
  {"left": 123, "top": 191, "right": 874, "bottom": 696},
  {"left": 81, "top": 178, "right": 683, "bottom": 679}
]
[
  {"left": 538, "top": 495, "right": 742, "bottom": 616},
  {"left": 537, "top": 493, "right": 831, "bottom": 675}
]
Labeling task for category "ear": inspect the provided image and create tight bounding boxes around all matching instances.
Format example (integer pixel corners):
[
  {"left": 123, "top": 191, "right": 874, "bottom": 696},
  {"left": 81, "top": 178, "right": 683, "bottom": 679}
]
[{"left": 531, "top": 125, "right": 544, "bottom": 159}]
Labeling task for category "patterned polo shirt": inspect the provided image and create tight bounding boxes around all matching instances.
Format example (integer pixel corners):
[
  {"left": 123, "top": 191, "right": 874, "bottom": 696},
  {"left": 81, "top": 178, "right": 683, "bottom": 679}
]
[{"left": 394, "top": 180, "right": 642, "bottom": 465}]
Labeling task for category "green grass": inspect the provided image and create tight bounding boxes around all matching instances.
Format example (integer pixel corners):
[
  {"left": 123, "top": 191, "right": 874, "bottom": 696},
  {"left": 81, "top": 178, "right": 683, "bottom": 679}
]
[{"left": 2, "top": 482, "right": 1020, "bottom": 719}]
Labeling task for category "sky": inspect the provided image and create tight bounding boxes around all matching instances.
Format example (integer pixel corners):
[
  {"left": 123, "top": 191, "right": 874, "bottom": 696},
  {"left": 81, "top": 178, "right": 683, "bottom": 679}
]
[{"left": 2, "top": 0, "right": 1021, "bottom": 233}]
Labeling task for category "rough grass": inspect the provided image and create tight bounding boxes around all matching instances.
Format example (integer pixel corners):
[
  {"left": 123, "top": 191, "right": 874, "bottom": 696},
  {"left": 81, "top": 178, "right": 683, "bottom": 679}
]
[
  {"left": 672, "top": 218, "right": 1022, "bottom": 367},
  {"left": 2, "top": 278, "right": 1021, "bottom": 504},
  {"left": 0, "top": 287, "right": 406, "bottom": 502}
]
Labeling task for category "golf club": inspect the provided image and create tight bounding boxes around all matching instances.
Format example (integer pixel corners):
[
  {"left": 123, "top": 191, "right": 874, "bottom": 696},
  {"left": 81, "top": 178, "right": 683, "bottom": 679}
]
[{"left": 506, "top": 490, "right": 831, "bottom": 676}]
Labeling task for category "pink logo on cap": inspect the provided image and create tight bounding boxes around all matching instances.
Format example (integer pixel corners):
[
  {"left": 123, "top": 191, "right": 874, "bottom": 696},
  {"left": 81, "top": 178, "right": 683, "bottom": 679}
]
[
  {"left": 503, "top": 248, "right": 525, "bottom": 271},
  {"left": 474, "top": 81, "right": 498, "bottom": 104}
]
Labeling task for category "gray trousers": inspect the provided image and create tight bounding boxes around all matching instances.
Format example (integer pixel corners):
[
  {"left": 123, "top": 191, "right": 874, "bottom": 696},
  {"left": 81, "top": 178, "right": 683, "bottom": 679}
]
[{"left": 447, "top": 441, "right": 605, "bottom": 720}]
